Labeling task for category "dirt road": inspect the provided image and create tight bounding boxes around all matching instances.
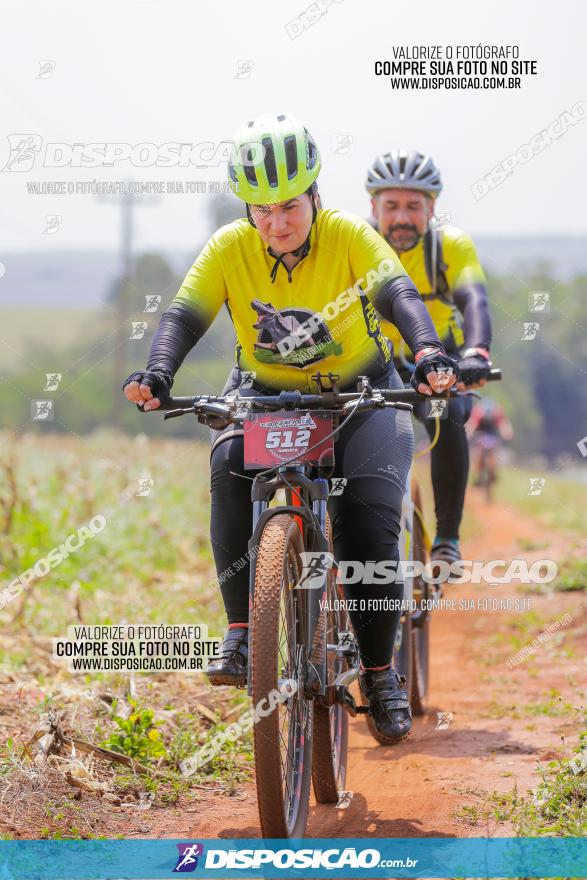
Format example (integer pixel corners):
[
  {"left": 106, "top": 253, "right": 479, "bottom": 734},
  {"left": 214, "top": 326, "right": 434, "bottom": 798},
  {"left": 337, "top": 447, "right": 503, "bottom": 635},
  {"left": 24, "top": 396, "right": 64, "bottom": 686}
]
[
  {"left": 182, "top": 488, "right": 585, "bottom": 839},
  {"left": 1, "top": 489, "right": 584, "bottom": 842}
]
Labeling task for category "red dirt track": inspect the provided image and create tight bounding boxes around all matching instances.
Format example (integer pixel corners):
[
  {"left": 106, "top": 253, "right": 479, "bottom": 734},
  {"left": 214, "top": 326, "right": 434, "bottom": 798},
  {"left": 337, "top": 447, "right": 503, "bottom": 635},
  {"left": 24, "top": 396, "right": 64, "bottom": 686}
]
[{"left": 183, "top": 488, "right": 585, "bottom": 840}]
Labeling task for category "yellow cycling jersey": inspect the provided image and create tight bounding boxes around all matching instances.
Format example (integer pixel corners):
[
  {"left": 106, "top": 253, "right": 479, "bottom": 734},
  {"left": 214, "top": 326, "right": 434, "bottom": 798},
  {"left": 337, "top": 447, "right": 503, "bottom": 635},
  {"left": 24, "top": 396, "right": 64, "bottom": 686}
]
[
  {"left": 378, "top": 225, "right": 486, "bottom": 357},
  {"left": 173, "top": 209, "right": 410, "bottom": 391}
]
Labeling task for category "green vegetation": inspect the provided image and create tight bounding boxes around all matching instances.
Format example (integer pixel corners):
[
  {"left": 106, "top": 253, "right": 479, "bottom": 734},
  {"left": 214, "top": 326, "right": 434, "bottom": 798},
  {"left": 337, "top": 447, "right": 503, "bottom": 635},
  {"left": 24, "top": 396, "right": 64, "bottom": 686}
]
[
  {"left": 2, "top": 257, "right": 586, "bottom": 460},
  {"left": 485, "top": 690, "right": 575, "bottom": 720},
  {"left": 554, "top": 558, "right": 587, "bottom": 592},
  {"left": 0, "top": 432, "right": 255, "bottom": 836},
  {"left": 100, "top": 699, "right": 168, "bottom": 763},
  {"left": 454, "top": 713, "right": 587, "bottom": 835},
  {"left": 493, "top": 465, "right": 586, "bottom": 534},
  {"left": 486, "top": 268, "right": 587, "bottom": 464},
  {"left": 0, "top": 434, "right": 216, "bottom": 635},
  {"left": 454, "top": 804, "right": 483, "bottom": 826},
  {"left": 0, "top": 309, "right": 96, "bottom": 371},
  {"left": 0, "top": 250, "right": 236, "bottom": 438},
  {"left": 490, "top": 719, "right": 587, "bottom": 835}
]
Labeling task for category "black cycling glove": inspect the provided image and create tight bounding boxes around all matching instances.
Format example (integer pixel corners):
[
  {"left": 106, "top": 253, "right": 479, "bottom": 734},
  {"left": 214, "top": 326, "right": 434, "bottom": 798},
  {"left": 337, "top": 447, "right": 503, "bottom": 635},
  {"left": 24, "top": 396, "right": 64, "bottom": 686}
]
[
  {"left": 410, "top": 348, "right": 460, "bottom": 392},
  {"left": 457, "top": 349, "right": 491, "bottom": 386},
  {"left": 122, "top": 369, "right": 172, "bottom": 401}
]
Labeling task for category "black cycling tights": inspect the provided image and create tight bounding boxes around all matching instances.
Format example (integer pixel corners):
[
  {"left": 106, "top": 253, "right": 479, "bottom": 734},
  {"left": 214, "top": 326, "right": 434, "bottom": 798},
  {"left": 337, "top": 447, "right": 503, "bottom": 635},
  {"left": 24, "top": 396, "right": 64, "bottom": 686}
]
[
  {"left": 209, "top": 398, "right": 414, "bottom": 669},
  {"left": 415, "top": 393, "right": 473, "bottom": 539}
]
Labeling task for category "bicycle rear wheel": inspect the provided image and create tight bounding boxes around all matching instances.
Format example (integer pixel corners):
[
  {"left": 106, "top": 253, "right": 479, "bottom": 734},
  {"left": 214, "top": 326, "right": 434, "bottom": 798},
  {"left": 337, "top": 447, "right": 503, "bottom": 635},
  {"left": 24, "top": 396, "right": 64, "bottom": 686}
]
[
  {"left": 249, "top": 514, "right": 313, "bottom": 838},
  {"left": 312, "top": 513, "right": 349, "bottom": 803}
]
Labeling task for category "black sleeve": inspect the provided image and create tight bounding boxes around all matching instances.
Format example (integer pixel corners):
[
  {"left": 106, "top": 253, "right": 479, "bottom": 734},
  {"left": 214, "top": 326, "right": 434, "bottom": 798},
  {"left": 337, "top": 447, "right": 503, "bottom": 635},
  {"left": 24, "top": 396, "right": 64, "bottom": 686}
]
[
  {"left": 452, "top": 282, "right": 492, "bottom": 351},
  {"left": 145, "top": 302, "right": 209, "bottom": 383},
  {"left": 374, "top": 276, "right": 443, "bottom": 354}
]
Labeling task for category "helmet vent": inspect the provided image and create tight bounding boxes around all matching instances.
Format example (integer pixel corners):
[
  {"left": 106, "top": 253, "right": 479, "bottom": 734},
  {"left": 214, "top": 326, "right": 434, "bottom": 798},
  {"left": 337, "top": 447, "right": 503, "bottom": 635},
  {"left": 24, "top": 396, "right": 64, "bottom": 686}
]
[
  {"left": 305, "top": 131, "right": 317, "bottom": 170},
  {"left": 262, "top": 137, "right": 278, "bottom": 187},
  {"left": 365, "top": 150, "right": 442, "bottom": 196},
  {"left": 284, "top": 135, "right": 298, "bottom": 180},
  {"left": 241, "top": 145, "right": 258, "bottom": 186}
]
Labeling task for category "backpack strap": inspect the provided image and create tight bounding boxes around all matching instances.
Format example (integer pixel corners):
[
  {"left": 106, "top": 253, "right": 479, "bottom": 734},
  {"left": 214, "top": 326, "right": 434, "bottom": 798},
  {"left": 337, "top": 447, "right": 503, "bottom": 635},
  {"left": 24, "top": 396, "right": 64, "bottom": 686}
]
[{"left": 422, "top": 228, "right": 451, "bottom": 301}]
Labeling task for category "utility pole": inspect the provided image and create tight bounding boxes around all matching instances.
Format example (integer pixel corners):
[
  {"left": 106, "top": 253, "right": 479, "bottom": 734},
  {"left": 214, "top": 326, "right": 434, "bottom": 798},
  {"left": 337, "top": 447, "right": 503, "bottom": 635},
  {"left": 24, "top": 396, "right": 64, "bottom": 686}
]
[
  {"left": 114, "top": 189, "right": 134, "bottom": 427},
  {"left": 96, "top": 182, "right": 159, "bottom": 426}
]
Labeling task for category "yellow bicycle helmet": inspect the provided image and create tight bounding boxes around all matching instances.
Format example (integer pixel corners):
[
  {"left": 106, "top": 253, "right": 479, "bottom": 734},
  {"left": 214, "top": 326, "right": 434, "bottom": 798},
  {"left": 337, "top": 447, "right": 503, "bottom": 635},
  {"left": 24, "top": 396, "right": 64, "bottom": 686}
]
[{"left": 228, "top": 113, "right": 321, "bottom": 205}]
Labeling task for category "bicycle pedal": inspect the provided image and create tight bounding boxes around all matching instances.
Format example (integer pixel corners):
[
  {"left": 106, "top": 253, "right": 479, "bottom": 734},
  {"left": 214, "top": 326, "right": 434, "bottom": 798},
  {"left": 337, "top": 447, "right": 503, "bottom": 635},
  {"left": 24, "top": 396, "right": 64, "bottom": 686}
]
[{"left": 334, "top": 686, "right": 369, "bottom": 716}]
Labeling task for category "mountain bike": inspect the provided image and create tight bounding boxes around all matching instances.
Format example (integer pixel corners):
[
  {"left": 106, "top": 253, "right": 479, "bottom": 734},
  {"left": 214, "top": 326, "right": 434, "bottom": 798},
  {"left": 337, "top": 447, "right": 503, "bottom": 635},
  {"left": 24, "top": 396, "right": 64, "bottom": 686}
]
[
  {"left": 473, "top": 434, "right": 500, "bottom": 502},
  {"left": 149, "top": 367, "right": 500, "bottom": 837},
  {"left": 390, "top": 366, "right": 503, "bottom": 717}
]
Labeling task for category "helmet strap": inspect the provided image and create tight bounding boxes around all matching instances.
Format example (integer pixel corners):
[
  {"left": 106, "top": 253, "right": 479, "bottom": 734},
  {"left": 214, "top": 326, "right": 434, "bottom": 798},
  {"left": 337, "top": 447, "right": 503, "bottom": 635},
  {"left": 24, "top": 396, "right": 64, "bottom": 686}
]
[
  {"left": 246, "top": 186, "right": 319, "bottom": 283},
  {"left": 245, "top": 203, "right": 256, "bottom": 229}
]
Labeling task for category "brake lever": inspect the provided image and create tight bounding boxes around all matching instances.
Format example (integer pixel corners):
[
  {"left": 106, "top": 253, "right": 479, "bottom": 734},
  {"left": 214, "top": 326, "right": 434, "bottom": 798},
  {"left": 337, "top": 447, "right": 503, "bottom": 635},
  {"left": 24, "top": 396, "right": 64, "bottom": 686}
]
[
  {"left": 341, "top": 400, "right": 373, "bottom": 416},
  {"left": 163, "top": 407, "right": 196, "bottom": 420},
  {"left": 384, "top": 401, "right": 414, "bottom": 412}
]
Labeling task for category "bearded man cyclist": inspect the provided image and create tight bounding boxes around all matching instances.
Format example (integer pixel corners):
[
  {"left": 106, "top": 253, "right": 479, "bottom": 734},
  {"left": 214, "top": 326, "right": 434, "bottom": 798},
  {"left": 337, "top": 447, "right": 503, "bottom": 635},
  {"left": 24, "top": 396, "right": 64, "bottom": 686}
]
[
  {"left": 123, "top": 115, "right": 457, "bottom": 742},
  {"left": 366, "top": 151, "right": 493, "bottom": 567}
]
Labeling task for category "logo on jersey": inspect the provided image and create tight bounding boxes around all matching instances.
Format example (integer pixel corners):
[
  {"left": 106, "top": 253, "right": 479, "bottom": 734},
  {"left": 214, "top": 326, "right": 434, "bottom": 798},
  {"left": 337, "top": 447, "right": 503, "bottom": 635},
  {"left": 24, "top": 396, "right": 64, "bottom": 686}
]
[{"left": 250, "top": 299, "right": 341, "bottom": 368}]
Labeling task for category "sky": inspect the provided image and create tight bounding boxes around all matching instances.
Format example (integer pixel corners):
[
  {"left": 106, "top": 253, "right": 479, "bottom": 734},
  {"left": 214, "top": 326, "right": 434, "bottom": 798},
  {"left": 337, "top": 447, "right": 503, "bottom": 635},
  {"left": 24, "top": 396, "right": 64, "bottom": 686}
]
[{"left": 0, "top": 0, "right": 585, "bottom": 254}]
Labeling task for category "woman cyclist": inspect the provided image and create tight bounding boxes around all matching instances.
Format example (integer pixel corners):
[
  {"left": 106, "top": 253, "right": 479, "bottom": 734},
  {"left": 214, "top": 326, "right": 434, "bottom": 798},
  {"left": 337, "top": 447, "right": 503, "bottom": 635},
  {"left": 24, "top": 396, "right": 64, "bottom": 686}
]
[{"left": 123, "top": 113, "right": 457, "bottom": 742}]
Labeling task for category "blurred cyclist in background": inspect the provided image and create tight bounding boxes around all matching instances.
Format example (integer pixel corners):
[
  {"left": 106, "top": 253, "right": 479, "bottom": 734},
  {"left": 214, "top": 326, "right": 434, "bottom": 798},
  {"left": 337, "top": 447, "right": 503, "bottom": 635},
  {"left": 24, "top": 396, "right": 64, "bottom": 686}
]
[
  {"left": 366, "top": 151, "right": 493, "bottom": 567},
  {"left": 468, "top": 397, "right": 514, "bottom": 498}
]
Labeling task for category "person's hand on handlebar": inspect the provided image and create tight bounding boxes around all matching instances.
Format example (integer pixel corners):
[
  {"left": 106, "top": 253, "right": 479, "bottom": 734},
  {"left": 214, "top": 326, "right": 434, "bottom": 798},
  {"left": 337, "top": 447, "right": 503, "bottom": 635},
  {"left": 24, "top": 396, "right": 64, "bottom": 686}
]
[
  {"left": 411, "top": 347, "right": 459, "bottom": 396},
  {"left": 456, "top": 346, "right": 492, "bottom": 391},
  {"left": 122, "top": 370, "right": 172, "bottom": 411}
]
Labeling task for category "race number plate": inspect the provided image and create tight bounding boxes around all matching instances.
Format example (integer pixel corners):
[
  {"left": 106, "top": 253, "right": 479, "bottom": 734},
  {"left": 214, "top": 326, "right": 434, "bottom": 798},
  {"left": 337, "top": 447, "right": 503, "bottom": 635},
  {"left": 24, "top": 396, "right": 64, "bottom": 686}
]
[{"left": 243, "top": 411, "right": 334, "bottom": 469}]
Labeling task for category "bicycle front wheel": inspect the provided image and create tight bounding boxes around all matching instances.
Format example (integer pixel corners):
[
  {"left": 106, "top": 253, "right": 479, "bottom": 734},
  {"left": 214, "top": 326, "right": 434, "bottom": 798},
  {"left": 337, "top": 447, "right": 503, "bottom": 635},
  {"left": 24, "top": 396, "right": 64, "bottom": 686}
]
[
  {"left": 249, "top": 514, "right": 313, "bottom": 838},
  {"left": 312, "top": 513, "right": 349, "bottom": 803}
]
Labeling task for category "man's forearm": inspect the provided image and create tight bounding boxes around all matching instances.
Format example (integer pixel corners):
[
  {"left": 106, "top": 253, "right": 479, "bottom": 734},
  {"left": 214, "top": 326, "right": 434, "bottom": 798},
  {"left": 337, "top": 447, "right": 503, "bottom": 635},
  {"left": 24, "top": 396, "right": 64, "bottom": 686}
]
[
  {"left": 145, "top": 302, "right": 208, "bottom": 383},
  {"left": 453, "top": 283, "right": 492, "bottom": 351},
  {"left": 374, "top": 276, "right": 443, "bottom": 354}
]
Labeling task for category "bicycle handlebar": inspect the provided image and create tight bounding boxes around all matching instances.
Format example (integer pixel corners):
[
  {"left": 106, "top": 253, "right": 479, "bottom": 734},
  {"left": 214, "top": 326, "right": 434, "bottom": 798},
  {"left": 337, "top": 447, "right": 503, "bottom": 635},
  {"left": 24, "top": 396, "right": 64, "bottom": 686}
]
[{"left": 141, "top": 368, "right": 501, "bottom": 423}]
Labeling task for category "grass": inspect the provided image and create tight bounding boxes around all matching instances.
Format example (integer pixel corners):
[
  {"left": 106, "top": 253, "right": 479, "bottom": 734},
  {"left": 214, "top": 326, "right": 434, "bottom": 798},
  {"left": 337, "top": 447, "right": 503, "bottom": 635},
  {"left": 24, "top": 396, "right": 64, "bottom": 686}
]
[
  {"left": 0, "top": 433, "right": 256, "bottom": 836},
  {"left": 1, "top": 434, "right": 584, "bottom": 838},
  {"left": 453, "top": 804, "right": 483, "bottom": 826},
  {"left": 489, "top": 723, "right": 587, "bottom": 835},
  {"left": 99, "top": 699, "right": 169, "bottom": 763},
  {"left": 0, "top": 309, "right": 100, "bottom": 371},
  {"left": 455, "top": 712, "right": 587, "bottom": 836},
  {"left": 516, "top": 537, "right": 549, "bottom": 552},
  {"left": 519, "top": 555, "right": 587, "bottom": 595},
  {"left": 554, "top": 557, "right": 587, "bottom": 592},
  {"left": 0, "top": 432, "right": 217, "bottom": 637},
  {"left": 484, "top": 690, "right": 576, "bottom": 720},
  {"left": 493, "top": 465, "right": 586, "bottom": 534}
]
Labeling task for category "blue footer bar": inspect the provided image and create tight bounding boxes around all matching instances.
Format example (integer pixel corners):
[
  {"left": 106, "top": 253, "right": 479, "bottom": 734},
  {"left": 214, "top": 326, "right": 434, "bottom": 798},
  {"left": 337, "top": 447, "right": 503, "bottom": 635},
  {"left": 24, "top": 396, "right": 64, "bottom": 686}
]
[{"left": 0, "top": 838, "right": 585, "bottom": 879}]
